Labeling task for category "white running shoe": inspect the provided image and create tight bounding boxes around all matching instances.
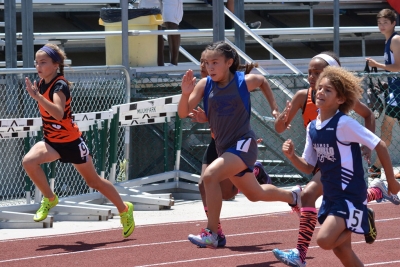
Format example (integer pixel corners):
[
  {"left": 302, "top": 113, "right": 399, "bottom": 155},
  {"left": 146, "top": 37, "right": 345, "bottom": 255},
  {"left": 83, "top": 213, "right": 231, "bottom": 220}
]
[
  {"left": 289, "top": 185, "right": 302, "bottom": 217},
  {"left": 370, "top": 178, "right": 400, "bottom": 205},
  {"left": 188, "top": 228, "right": 218, "bottom": 248}
]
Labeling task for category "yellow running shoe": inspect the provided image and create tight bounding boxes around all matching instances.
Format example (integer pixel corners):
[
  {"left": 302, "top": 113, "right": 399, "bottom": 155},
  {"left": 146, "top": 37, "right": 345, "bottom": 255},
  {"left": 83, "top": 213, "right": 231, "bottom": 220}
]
[
  {"left": 34, "top": 194, "right": 59, "bottom": 222},
  {"left": 364, "top": 208, "right": 377, "bottom": 244},
  {"left": 120, "top": 202, "right": 135, "bottom": 238}
]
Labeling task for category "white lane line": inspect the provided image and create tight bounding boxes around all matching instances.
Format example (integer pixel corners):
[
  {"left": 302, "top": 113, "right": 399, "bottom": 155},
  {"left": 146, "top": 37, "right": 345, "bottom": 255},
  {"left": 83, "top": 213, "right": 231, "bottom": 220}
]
[
  {"left": 135, "top": 237, "right": 400, "bottom": 267},
  {"left": 365, "top": 260, "right": 400, "bottom": 266},
  {"left": 0, "top": 227, "right": 300, "bottom": 264},
  {"left": 1, "top": 231, "right": 400, "bottom": 265},
  {"left": 0, "top": 212, "right": 294, "bottom": 243},
  {"left": 1, "top": 212, "right": 400, "bottom": 265}
]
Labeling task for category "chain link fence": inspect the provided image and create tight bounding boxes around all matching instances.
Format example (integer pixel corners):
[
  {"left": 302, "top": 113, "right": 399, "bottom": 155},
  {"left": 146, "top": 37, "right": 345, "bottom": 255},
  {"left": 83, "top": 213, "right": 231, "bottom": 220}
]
[
  {"left": 1, "top": 67, "right": 400, "bottom": 206},
  {"left": 0, "top": 66, "right": 128, "bottom": 205}
]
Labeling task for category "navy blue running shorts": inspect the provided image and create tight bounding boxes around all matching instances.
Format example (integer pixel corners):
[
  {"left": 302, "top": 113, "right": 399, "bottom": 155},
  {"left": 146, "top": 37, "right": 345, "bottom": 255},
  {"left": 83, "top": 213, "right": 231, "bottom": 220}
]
[{"left": 318, "top": 197, "right": 369, "bottom": 235}]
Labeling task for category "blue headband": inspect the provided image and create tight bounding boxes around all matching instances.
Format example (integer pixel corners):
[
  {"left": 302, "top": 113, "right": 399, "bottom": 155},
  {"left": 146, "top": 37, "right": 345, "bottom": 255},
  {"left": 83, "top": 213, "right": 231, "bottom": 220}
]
[{"left": 39, "top": 46, "right": 61, "bottom": 63}]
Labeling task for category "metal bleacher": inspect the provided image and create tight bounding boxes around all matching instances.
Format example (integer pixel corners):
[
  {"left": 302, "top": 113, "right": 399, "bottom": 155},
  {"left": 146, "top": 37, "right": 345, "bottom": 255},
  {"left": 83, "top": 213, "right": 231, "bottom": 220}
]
[
  {"left": 0, "top": 0, "right": 389, "bottom": 13},
  {"left": 0, "top": 0, "right": 393, "bottom": 69}
]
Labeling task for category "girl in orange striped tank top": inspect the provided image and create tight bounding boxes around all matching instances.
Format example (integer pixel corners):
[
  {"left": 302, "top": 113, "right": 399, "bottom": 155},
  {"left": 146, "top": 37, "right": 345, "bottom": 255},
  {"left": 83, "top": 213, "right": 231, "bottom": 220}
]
[{"left": 23, "top": 44, "right": 134, "bottom": 238}]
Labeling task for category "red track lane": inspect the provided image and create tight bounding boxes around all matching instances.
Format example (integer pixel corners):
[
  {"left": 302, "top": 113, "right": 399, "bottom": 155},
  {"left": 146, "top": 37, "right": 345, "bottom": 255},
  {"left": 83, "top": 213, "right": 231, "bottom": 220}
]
[{"left": 0, "top": 202, "right": 399, "bottom": 267}]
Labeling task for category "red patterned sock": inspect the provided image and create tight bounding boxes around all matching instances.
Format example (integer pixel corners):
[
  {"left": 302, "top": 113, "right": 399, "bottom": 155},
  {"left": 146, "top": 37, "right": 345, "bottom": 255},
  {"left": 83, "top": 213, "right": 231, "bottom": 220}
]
[
  {"left": 296, "top": 207, "right": 317, "bottom": 263},
  {"left": 367, "top": 187, "right": 383, "bottom": 202},
  {"left": 205, "top": 206, "right": 223, "bottom": 236}
]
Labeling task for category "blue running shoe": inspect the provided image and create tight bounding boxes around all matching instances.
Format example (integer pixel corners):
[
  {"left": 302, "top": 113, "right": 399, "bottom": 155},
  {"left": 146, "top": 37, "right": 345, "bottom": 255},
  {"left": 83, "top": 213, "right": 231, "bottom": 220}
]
[
  {"left": 272, "top": 248, "right": 306, "bottom": 267},
  {"left": 217, "top": 227, "right": 226, "bottom": 247},
  {"left": 217, "top": 235, "right": 226, "bottom": 247},
  {"left": 370, "top": 178, "right": 400, "bottom": 205}
]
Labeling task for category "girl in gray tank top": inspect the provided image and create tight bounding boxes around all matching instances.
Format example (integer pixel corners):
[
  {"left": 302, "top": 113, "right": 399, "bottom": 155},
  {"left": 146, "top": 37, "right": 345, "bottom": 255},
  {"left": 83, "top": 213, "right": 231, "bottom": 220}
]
[{"left": 178, "top": 41, "right": 302, "bottom": 248}]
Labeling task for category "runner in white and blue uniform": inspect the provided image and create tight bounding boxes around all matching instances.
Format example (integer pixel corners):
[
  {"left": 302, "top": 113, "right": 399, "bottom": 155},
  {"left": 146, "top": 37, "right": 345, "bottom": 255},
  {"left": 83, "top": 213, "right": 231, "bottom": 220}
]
[
  {"left": 366, "top": 9, "right": 400, "bottom": 179},
  {"left": 384, "top": 32, "right": 400, "bottom": 109},
  {"left": 282, "top": 66, "right": 400, "bottom": 266},
  {"left": 305, "top": 111, "right": 378, "bottom": 234}
]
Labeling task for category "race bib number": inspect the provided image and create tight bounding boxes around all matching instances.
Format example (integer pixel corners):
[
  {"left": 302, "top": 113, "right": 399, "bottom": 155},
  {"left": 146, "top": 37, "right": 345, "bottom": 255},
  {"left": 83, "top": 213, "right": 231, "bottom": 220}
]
[
  {"left": 236, "top": 138, "right": 251, "bottom": 153},
  {"left": 78, "top": 141, "right": 89, "bottom": 158},
  {"left": 345, "top": 200, "right": 363, "bottom": 232}
]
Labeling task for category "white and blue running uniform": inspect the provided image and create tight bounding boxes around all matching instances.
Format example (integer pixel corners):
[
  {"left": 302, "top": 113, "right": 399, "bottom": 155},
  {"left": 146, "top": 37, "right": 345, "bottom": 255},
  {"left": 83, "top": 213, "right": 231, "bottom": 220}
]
[
  {"left": 303, "top": 111, "right": 380, "bottom": 234},
  {"left": 385, "top": 32, "right": 400, "bottom": 107},
  {"left": 203, "top": 71, "right": 257, "bottom": 175}
]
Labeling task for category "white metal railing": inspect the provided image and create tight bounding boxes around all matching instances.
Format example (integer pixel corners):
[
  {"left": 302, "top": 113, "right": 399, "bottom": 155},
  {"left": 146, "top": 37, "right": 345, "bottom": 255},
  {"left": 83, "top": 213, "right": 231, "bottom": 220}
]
[
  {"left": 0, "top": 25, "right": 390, "bottom": 73},
  {"left": 2, "top": 26, "right": 395, "bottom": 41},
  {"left": 224, "top": 7, "right": 303, "bottom": 76}
]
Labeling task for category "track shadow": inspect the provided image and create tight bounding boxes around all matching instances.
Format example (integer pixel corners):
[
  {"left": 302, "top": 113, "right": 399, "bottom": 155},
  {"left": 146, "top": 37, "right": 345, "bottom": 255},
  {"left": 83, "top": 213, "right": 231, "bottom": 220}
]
[
  {"left": 36, "top": 239, "right": 133, "bottom": 253},
  {"left": 236, "top": 255, "right": 315, "bottom": 267},
  {"left": 237, "top": 261, "right": 281, "bottom": 267},
  {"left": 227, "top": 242, "right": 281, "bottom": 253}
]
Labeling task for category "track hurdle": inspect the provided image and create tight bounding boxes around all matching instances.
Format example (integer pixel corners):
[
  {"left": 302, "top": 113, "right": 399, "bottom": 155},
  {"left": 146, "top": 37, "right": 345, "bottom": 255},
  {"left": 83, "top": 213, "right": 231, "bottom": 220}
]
[{"left": 110, "top": 95, "right": 201, "bottom": 204}]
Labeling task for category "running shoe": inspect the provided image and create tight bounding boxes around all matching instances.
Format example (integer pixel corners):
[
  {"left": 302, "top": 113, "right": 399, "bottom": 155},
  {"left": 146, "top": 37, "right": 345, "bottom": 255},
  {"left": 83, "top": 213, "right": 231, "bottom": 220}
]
[
  {"left": 289, "top": 185, "right": 302, "bottom": 217},
  {"left": 368, "top": 165, "right": 381, "bottom": 178},
  {"left": 272, "top": 248, "right": 306, "bottom": 267},
  {"left": 188, "top": 228, "right": 218, "bottom": 248},
  {"left": 364, "top": 208, "right": 377, "bottom": 244},
  {"left": 217, "top": 227, "right": 227, "bottom": 247},
  {"left": 217, "top": 235, "right": 226, "bottom": 247},
  {"left": 370, "top": 178, "right": 400, "bottom": 205},
  {"left": 120, "top": 202, "right": 135, "bottom": 238},
  {"left": 33, "top": 194, "right": 59, "bottom": 222}
]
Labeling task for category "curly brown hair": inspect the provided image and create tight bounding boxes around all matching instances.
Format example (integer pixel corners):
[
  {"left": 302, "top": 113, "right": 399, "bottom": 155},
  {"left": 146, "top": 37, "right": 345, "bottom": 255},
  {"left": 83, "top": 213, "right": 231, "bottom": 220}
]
[{"left": 316, "top": 66, "right": 364, "bottom": 114}]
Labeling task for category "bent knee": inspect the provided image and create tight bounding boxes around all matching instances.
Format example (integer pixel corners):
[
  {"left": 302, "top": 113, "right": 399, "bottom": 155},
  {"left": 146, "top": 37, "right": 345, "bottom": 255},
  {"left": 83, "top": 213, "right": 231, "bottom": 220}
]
[
  {"left": 22, "top": 155, "right": 35, "bottom": 169},
  {"left": 316, "top": 237, "right": 333, "bottom": 250},
  {"left": 202, "top": 173, "right": 212, "bottom": 184}
]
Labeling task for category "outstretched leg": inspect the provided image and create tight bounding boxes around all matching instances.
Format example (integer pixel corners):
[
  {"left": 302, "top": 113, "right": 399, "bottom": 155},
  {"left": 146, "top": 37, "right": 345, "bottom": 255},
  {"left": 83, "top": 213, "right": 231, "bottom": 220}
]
[
  {"left": 74, "top": 157, "right": 135, "bottom": 238},
  {"left": 273, "top": 171, "right": 322, "bottom": 266},
  {"left": 22, "top": 141, "right": 61, "bottom": 222},
  {"left": 189, "top": 152, "right": 298, "bottom": 248}
]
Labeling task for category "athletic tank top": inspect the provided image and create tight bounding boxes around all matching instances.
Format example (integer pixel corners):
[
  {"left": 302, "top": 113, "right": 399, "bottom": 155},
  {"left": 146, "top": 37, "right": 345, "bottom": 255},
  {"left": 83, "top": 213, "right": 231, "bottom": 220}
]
[
  {"left": 203, "top": 71, "right": 256, "bottom": 152},
  {"left": 38, "top": 75, "right": 81, "bottom": 143},
  {"left": 384, "top": 32, "right": 400, "bottom": 106},
  {"left": 309, "top": 112, "right": 366, "bottom": 203},
  {"left": 302, "top": 87, "right": 318, "bottom": 128}
]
